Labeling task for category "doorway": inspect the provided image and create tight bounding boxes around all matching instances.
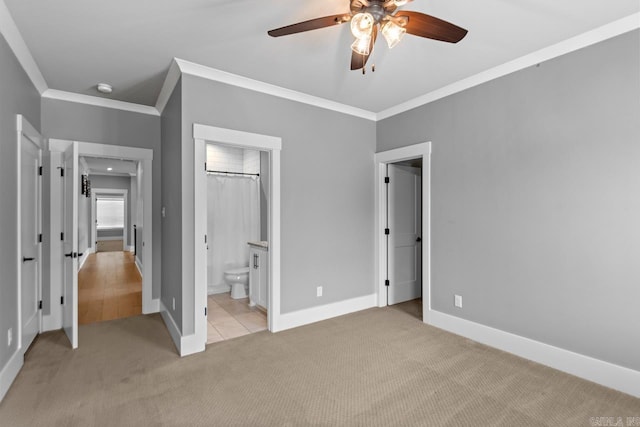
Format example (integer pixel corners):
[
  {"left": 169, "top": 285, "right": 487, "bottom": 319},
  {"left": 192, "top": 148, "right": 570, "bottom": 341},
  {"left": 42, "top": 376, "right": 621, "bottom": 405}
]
[
  {"left": 49, "top": 140, "right": 154, "bottom": 348},
  {"left": 204, "top": 144, "right": 268, "bottom": 343},
  {"left": 193, "top": 123, "right": 282, "bottom": 355},
  {"left": 375, "top": 142, "right": 431, "bottom": 324}
]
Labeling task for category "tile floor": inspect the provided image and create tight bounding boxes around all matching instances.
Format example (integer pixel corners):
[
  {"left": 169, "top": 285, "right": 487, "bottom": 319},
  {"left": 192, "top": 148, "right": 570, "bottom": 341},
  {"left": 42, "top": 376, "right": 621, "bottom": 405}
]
[{"left": 207, "top": 293, "right": 267, "bottom": 344}]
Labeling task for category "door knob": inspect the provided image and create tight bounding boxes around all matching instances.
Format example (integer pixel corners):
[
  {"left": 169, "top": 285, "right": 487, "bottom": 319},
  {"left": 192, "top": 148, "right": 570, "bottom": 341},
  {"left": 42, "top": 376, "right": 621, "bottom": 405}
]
[
  {"left": 65, "top": 252, "right": 73, "bottom": 258},
  {"left": 22, "top": 256, "right": 35, "bottom": 263}
]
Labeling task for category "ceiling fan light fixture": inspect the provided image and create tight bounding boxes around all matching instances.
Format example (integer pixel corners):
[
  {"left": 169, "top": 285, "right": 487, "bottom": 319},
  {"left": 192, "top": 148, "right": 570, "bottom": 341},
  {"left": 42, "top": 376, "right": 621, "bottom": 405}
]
[
  {"left": 381, "top": 20, "right": 406, "bottom": 48},
  {"left": 393, "top": 0, "right": 409, "bottom": 6},
  {"left": 350, "top": 12, "right": 374, "bottom": 39},
  {"left": 351, "top": 36, "right": 371, "bottom": 56}
]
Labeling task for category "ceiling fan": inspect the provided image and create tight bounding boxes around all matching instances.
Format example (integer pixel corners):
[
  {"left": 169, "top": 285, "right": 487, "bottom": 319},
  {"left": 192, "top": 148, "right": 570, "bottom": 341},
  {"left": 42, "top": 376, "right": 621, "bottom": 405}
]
[{"left": 268, "top": 0, "right": 468, "bottom": 72}]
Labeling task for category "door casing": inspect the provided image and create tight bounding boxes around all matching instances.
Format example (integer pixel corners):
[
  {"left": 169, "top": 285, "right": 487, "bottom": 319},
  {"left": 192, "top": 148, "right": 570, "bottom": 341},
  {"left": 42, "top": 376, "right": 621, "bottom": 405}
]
[{"left": 374, "top": 142, "right": 431, "bottom": 323}]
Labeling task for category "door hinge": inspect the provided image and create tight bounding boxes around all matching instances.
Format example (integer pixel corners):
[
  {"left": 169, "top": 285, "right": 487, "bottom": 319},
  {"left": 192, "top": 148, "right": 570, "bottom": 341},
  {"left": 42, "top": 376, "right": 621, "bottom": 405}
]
[
  {"left": 385, "top": 280, "right": 390, "bottom": 287},
  {"left": 204, "top": 162, "right": 207, "bottom": 171},
  {"left": 60, "top": 168, "right": 64, "bottom": 177},
  {"left": 61, "top": 296, "right": 64, "bottom": 305},
  {"left": 384, "top": 176, "right": 390, "bottom": 184},
  {"left": 38, "top": 233, "right": 42, "bottom": 243},
  {"left": 38, "top": 300, "right": 43, "bottom": 310},
  {"left": 38, "top": 166, "right": 43, "bottom": 176},
  {"left": 204, "top": 234, "right": 207, "bottom": 244},
  {"left": 61, "top": 232, "right": 64, "bottom": 241},
  {"left": 385, "top": 228, "right": 390, "bottom": 235},
  {"left": 205, "top": 307, "right": 207, "bottom": 316}
]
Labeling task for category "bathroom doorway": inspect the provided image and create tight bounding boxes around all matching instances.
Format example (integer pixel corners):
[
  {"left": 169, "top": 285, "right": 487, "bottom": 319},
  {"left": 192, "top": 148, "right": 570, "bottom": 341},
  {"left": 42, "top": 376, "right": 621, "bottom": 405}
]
[
  {"left": 193, "top": 124, "right": 282, "bottom": 354},
  {"left": 205, "top": 143, "right": 268, "bottom": 343}
]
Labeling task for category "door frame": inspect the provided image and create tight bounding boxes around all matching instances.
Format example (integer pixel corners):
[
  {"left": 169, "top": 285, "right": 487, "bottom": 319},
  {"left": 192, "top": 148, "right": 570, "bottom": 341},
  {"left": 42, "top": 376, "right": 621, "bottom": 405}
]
[
  {"left": 16, "top": 115, "right": 43, "bottom": 351},
  {"left": 91, "top": 189, "right": 129, "bottom": 254},
  {"left": 193, "top": 123, "right": 282, "bottom": 352},
  {"left": 49, "top": 139, "right": 157, "bottom": 326},
  {"left": 374, "top": 142, "right": 431, "bottom": 323}
]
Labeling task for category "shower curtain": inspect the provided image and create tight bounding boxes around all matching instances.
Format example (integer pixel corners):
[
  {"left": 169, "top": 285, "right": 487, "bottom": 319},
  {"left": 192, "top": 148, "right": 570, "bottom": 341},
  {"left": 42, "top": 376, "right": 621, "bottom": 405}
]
[{"left": 207, "top": 175, "right": 260, "bottom": 292}]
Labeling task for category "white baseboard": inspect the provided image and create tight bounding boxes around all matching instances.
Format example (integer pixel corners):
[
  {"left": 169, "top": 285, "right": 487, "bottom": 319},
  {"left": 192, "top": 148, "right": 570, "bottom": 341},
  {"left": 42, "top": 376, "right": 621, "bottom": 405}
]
[
  {"left": 77, "top": 247, "right": 94, "bottom": 270},
  {"left": 275, "top": 294, "right": 377, "bottom": 332},
  {"left": 159, "top": 301, "right": 204, "bottom": 357},
  {"left": 126, "top": 245, "right": 134, "bottom": 252},
  {"left": 428, "top": 310, "right": 640, "bottom": 398},
  {"left": 207, "top": 284, "right": 230, "bottom": 295},
  {"left": 160, "top": 301, "right": 182, "bottom": 355},
  {"left": 0, "top": 349, "right": 24, "bottom": 403},
  {"left": 143, "top": 298, "right": 160, "bottom": 315},
  {"left": 134, "top": 258, "right": 143, "bottom": 277}
]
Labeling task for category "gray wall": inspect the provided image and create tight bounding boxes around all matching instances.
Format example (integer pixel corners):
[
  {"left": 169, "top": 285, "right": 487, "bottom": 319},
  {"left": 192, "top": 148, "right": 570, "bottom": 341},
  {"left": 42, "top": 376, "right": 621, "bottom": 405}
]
[
  {"left": 0, "top": 33, "right": 41, "bottom": 380},
  {"left": 377, "top": 30, "right": 640, "bottom": 371},
  {"left": 160, "top": 79, "right": 183, "bottom": 330},
  {"left": 179, "top": 75, "right": 376, "bottom": 335},
  {"left": 90, "top": 174, "right": 134, "bottom": 246},
  {"left": 41, "top": 98, "right": 162, "bottom": 299}
]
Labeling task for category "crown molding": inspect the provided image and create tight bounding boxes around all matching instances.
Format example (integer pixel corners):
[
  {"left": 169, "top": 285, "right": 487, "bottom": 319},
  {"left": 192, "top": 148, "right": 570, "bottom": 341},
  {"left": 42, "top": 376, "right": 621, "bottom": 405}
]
[
  {"left": 0, "top": 0, "right": 47, "bottom": 94},
  {"left": 377, "top": 13, "right": 640, "bottom": 120},
  {"left": 42, "top": 89, "right": 160, "bottom": 116},
  {"left": 174, "top": 58, "right": 378, "bottom": 121},
  {"left": 155, "top": 59, "right": 181, "bottom": 115}
]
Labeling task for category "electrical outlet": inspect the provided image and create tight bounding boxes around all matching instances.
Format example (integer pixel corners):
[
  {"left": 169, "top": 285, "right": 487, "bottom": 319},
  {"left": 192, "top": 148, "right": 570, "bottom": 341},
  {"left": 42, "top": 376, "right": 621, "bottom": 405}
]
[
  {"left": 172, "top": 297, "right": 176, "bottom": 311},
  {"left": 316, "top": 286, "right": 323, "bottom": 297},
  {"left": 454, "top": 294, "right": 462, "bottom": 308},
  {"left": 7, "top": 328, "right": 12, "bottom": 347}
]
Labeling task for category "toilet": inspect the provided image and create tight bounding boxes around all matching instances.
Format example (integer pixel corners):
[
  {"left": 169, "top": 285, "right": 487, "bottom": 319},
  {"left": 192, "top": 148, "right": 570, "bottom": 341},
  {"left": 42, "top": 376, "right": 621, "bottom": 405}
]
[{"left": 224, "top": 267, "right": 250, "bottom": 299}]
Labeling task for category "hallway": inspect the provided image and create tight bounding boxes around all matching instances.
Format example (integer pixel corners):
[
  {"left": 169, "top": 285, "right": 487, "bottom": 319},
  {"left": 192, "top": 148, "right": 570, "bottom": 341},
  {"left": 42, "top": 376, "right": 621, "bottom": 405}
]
[{"left": 78, "top": 251, "right": 142, "bottom": 325}]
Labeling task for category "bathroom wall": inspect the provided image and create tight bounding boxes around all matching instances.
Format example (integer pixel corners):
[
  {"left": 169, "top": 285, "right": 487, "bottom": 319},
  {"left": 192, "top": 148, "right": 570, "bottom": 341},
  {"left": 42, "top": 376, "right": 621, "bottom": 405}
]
[
  {"left": 206, "top": 144, "right": 260, "bottom": 175},
  {"left": 259, "top": 151, "right": 269, "bottom": 242}
]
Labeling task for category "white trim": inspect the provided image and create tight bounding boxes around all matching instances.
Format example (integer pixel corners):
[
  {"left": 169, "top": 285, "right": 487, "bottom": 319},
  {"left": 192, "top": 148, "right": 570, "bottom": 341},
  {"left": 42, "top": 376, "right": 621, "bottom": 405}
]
[
  {"left": 126, "top": 245, "right": 134, "bottom": 252},
  {"left": 208, "top": 284, "right": 231, "bottom": 295},
  {"left": 276, "top": 294, "right": 377, "bottom": 332},
  {"left": 42, "top": 89, "right": 160, "bottom": 116},
  {"left": 374, "top": 142, "right": 432, "bottom": 323},
  {"left": 155, "top": 59, "right": 181, "bottom": 114},
  {"left": 193, "top": 124, "right": 282, "bottom": 346},
  {"left": 160, "top": 301, "right": 182, "bottom": 355},
  {"left": 0, "top": 0, "right": 47, "bottom": 94},
  {"left": 134, "top": 258, "right": 143, "bottom": 277},
  {"left": 78, "top": 247, "right": 94, "bottom": 271},
  {"left": 377, "top": 13, "right": 640, "bottom": 120},
  {"left": 159, "top": 300, "right": 202, "bottom": 357},
  {"left": 177, "top": 58, "right": 377, "bottom": 121},
  {"left": 0, "top": 349, "right": 23, "bottom": 403},
  {"left": 429, "top": 310, "right": 640, "bottom": 398}
]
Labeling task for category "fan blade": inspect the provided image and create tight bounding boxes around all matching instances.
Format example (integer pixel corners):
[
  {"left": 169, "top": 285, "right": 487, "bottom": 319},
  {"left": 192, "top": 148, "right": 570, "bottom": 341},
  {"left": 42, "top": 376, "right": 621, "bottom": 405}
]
[
  {"left": 268, "top": 14, "right": 350, "bottom": 37},
  {"left": 395, "top": 11, "right": 467, "bottom": 43},
  {"left": 350, "top": 25, "right": 378, "bottom": 70}
]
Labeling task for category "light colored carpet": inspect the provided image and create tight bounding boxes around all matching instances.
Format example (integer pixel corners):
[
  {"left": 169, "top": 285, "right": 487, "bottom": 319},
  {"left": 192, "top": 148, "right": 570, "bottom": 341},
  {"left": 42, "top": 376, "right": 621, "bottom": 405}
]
[{"left": 1, "top": 307, "right": 638, "bottom": 426}]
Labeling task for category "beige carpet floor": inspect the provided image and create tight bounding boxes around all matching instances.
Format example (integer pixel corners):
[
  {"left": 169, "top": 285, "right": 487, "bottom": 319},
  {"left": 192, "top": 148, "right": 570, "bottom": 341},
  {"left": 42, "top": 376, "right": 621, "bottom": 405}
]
[{"left": 1, "top": 305, "right": 638, "bottom": 426}]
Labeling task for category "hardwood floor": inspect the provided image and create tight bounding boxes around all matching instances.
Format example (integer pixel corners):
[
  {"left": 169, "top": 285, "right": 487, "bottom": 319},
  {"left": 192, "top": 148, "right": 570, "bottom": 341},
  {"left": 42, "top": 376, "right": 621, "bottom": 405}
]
[
  {"left": 207, "top": 293, "right": 267, "bottom": 344},
  {"left": 78, "top": 251, "right": 142, "bottom": 325}
]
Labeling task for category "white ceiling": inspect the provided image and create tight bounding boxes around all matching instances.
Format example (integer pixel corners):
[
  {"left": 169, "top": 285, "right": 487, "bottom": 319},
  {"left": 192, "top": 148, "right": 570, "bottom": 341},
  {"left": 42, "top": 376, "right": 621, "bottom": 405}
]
[{"left": 4, "top": 0, "right": 639, "bottom": 113}]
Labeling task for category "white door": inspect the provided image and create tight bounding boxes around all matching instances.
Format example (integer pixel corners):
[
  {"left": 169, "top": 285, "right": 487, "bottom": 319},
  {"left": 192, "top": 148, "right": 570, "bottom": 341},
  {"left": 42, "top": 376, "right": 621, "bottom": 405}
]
[
  {"left": 62, "top": 142, "right": 79, "bottom": 348},
  {"left": 387, "top": 164, "right": 422, "bottom": 305},
  {"left": 20, "top": 118, "right": 42, "bottom": 353}
]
